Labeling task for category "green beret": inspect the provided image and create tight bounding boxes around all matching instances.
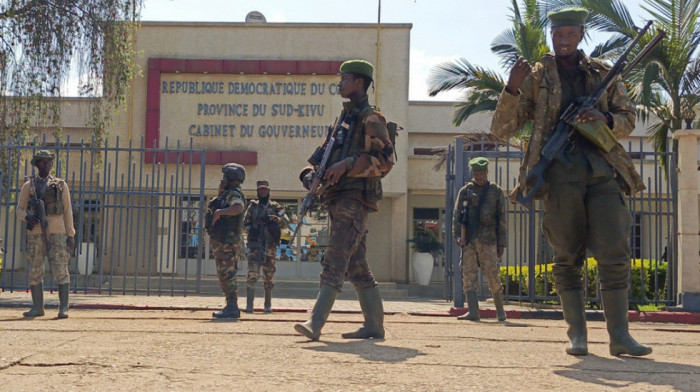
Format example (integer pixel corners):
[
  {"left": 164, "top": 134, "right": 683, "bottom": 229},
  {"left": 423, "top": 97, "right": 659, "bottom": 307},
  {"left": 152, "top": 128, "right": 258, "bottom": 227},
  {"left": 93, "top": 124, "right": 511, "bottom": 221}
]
[
  {"left": 31, "top": 150, "right": 55, "bottom": 166},
  {"left": 340, "top": 59, "right": 374, "bottom": 80},
  {"left": 547, "top": 8, "right": 589, "bottom": 27},
  {"left": 256, "top": 180, "right": 270, "bottom": 189},
  {"left": 469, "top": 157, "right": 489, "bottom": 172}
]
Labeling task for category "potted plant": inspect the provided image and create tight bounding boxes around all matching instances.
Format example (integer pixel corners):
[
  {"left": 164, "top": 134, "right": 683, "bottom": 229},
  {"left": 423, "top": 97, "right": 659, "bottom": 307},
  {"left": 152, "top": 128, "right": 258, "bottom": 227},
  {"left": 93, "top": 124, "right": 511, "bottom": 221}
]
[{"left": 411, "top": 230, "right": 443, "bottom": 285}]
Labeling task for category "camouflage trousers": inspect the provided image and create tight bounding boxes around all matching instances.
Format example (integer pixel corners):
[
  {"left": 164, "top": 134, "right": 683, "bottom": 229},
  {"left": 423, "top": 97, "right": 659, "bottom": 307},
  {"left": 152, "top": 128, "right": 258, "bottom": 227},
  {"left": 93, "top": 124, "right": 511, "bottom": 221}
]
[
  {"left": 211, "top": 239, "right": 239, "bottom": 296},
  {"left": 461, "top": 241, "right": 503, "bottom": 294},
  {"left": 320, "top": 197, "right": 377, "bottom": 291},
  {"left": 26, "top": 234, "right": 70, "bottom": 286},
  {"left": 246, "top": 245, "right": 277, "bottom": 290}
]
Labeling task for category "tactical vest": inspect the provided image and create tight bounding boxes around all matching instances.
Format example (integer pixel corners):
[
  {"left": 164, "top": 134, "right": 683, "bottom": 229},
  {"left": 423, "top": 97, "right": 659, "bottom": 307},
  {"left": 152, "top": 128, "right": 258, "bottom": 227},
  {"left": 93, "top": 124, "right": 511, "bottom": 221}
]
[
  {"left": 325, "top": 105, "right": 383, "bottom": 204},
  {"left": 31, "top": 177, "right": 65, "bottom": 215},
  {"left": 206, "top": 187, "right": 246, "bottom": 243}
]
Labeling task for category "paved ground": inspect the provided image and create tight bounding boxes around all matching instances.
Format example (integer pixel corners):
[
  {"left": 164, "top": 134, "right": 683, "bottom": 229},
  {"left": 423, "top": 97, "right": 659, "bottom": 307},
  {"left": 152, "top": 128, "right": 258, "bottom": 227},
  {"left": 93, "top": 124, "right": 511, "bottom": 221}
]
[{"left": 0, "top": 292, "right": 698, "bottom": 391}]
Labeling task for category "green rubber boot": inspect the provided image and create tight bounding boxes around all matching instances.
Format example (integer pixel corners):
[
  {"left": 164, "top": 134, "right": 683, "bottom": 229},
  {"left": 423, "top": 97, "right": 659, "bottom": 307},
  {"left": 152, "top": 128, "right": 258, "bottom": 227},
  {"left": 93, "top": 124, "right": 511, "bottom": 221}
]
[
  {"left": 264, "top": 286, "right": 272, "bottom": 314},
  {"left": 57, "top": 284, "right": 70, "bottom": 319},
  {"left": 341, "top": 286, "right": 385, "bottom": 339},
  {"left": 602, "top": 289, "right": 652, "bottom": 357},
  {"left": 23, "top": 283, "right": 45, "bottom": 317},
  {"left": 559, "top": 290, "right": 588, "bottom": 355},
  {"left": 294, "top": 284, "right": 338, "bottom": 341},
  {"left": 493, "top": 291, "right": 507, "bottom": 322},
  {"left": 245, "top": 286, "right": 255, "bottom": 313},
  {"left": 457, "top": 291, "right": 480, "bottom": 321}
]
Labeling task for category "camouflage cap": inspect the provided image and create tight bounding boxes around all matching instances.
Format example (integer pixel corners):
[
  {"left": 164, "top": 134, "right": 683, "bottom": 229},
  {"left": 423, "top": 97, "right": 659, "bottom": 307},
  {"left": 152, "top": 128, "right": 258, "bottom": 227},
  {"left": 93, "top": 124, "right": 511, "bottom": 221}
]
[
  {"left": 469, "top": 157, "right": 489, "bottom": 172},
  {"left": 222, "top": 163, "right": 246, "bottom": 182},
  {"left": 547, "top": 8, "right": 589, "bottom": 27},
  {"left": 31, "top": 150, "right": 55, "bottom": 166},
  {"left": 340, "top": 59, "right": 374, "bottom": 80},
  {"left": 256, "top": 180, "right": 270, "bottom": 189}
]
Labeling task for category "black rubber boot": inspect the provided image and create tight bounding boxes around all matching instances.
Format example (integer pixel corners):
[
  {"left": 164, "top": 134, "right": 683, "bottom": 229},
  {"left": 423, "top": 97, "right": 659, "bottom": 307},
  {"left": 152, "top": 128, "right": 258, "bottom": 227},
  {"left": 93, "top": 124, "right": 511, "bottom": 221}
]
[
  {"left": 57, "top": 284, "right": 70, "bottom": 319},
  {"left": 23, "top": 283, "right": 45, "bottom": 317},
  {"left": 294, "top": 284, "right": 338, "bottom": 341},
  {"left": 493, "top": 291, "right": 507, "bottom": 322},
  {"left": 245, "top": 286, "right": 255, "bottom": 313},
  {"left": 602, "top": 289, "right": 652, "bottom": 357},
  {"left": 264, "top": 287, "right": 272, "bottom": 314},
  {"left": 559, "top": 290, "right": 588, "bottom": 355},
  {"left": 213, "top": 293, "right": 240, "bottom": 319},
  {"left": 341, "top": 286, "right": 385, "bottom": 339},
  {"left": 458, "top": 291, "right": 480, "bottom": 321}
]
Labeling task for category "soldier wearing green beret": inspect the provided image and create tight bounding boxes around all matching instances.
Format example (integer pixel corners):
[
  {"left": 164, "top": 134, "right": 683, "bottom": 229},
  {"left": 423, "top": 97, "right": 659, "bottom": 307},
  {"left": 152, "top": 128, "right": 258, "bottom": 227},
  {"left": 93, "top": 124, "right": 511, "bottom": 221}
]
[
  {"left": 242, "top": 180, "right": 289, "bottom": 313},
  {"left": 491, "top": 7, "right": 651, "bottom": 356},
  {"left": 205, "top": 163, "right": 247, "bottom": 319},
  {"left": 294, "top": 59, "right": 395, "bottom": 341},
  {"left": 16, "top": 150, "right": 76, "bottom": 319},
  {"left": 452, "top": 157, "right": 507, "bottom": 322}
]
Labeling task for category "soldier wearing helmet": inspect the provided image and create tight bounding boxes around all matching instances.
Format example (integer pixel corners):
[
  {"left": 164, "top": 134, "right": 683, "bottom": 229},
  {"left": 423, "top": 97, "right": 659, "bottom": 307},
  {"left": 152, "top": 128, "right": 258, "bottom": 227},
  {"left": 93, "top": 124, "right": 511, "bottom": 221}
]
[{"left": 206, "top": 163, "right": 247, "bottom": 319}]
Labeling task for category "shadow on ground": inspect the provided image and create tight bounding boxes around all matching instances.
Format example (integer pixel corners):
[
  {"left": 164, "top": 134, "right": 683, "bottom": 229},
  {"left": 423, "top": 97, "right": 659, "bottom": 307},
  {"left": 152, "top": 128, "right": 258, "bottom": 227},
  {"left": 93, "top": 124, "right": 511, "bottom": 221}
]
[
  {"left": 304, "top": 340, "right": 424, "bottom": 363},
  {"left": 555, "top": 354, "right": 700, "bottom": 391}
]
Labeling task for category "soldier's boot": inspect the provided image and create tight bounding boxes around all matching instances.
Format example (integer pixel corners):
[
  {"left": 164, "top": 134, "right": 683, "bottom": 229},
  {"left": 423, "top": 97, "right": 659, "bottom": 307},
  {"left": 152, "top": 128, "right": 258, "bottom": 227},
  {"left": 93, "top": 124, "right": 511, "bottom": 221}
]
[
  {"left": 602, "top": 289, "right": 652, "bottom": 357},
  {"left": 57, "top": 284, "right": 70, "bottom": 319},
  {"left": 493, "top": 291, "right": 507, "bottom": 322},
  {"left": 457, "top": 291, "right": 480, "bottom": 321},
  {"left": 264, "top": 286, "right": 272, "bottom": 314},
  {"left": 559, "top": 290, "right": 588, "bottom": 356},
  {"left": 341, "top": 286, "right": 385, "bottom": 339},
  {"left": 23, "top": 283, "right": 45, "bottom": 317},
  {"left": 212, "top": 293, "right": 240, "bottom": 319},
  {"left": 294, "top": 284, "right": 338, "bottom": 341},
  {"left": 245, "top": 286, "right": 255, "bottom": 313}
]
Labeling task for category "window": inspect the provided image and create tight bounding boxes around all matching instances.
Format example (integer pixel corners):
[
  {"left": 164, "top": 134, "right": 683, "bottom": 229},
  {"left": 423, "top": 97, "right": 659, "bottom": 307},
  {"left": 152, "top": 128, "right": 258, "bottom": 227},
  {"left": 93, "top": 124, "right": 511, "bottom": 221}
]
[{"left": 179, "top": 196, "right": 203, "bottom": 259}]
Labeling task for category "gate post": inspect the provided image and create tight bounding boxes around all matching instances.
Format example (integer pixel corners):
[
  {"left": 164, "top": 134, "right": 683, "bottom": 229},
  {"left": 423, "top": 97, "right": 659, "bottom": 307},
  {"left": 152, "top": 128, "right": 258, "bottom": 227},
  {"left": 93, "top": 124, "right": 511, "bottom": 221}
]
[
  {"left": 673, "top": 129, "right": 700, "bottom": 311},
  {"left": 453, "top": 138, "right": 465, "bottom": 308}
]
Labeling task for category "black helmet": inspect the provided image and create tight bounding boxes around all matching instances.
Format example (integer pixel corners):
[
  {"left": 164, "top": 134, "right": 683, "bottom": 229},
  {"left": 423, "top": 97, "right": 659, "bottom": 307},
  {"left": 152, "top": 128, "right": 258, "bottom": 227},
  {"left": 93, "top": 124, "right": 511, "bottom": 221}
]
[{"left": 222, "top": 163, "right": 246, "bottom": 182}]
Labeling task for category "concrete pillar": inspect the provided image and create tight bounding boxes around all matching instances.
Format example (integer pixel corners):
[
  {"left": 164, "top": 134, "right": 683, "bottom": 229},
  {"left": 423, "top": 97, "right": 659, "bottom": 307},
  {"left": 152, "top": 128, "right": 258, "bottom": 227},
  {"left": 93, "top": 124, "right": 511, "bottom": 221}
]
[{"left": 673, "top": 129, "right": 700, "bottom": 312}]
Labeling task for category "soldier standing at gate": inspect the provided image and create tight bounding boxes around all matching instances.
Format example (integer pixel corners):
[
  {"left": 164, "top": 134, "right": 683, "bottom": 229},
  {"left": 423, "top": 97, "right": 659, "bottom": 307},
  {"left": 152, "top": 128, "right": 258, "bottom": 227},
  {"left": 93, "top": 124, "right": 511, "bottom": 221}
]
[
  {"left": 243, "top": 180, "right": 289, "bottom": 313},
  {"left": 206, "top": 163, "right": 247, "bottom": 319},
  {"left": 490, "top": 8, "right": 651, "bottom": 356},
  {"left": 294, "top": 59, "right": 395, "bottom": 341},
  {"left": 16, "top": 150, "right": 76, "bottom": 319},
  {"left": 452, "top": 157, "right": 507, "bottom": 322}
]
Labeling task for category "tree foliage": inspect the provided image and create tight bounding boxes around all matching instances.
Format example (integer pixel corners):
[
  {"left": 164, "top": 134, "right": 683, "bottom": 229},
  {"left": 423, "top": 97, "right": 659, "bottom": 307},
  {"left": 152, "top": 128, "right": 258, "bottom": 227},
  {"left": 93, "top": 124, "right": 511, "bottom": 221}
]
[{"left": 0, "top": 0, "right": 143, "bottom": 145}]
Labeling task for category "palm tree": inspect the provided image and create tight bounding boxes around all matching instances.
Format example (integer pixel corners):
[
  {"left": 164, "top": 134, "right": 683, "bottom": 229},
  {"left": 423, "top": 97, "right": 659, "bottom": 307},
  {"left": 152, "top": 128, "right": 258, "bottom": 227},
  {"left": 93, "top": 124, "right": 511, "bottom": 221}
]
[
  {"left": 542, "top": 0, "right": 700, "bottom": 153},
  {"left": 428, "top": 0, "right": 550, "bottom": 139}
]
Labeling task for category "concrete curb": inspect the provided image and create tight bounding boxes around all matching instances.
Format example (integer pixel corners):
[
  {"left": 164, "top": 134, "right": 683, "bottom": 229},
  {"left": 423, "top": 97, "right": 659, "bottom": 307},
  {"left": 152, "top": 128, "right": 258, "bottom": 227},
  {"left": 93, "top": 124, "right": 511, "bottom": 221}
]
[{"left": 1, "top": 301, "right": 698, "bottom": 324}]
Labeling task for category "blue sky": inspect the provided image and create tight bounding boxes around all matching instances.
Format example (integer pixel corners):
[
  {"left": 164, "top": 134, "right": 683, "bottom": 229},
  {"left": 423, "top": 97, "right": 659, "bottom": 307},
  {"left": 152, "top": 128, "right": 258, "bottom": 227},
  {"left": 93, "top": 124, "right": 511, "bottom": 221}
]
[{"left": 141, "top": 0, "right": 648, "bottom": 101}]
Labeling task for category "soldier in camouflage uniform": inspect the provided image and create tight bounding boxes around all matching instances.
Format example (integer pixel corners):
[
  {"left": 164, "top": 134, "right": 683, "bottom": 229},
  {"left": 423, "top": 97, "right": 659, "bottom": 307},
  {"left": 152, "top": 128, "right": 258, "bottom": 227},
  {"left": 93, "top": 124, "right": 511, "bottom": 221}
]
[
  {"left": 16, "top": 150, "right": 76, "bottom": 319},
  {"left": 243, "top": 180, "right": 289, "bottom": 313},
  {"left": 452, "top": 157, "right": 507, "bottom": 322},
  {"left": 294, "top": 59, "right": 395, "bottom": 341},
  {"left": 490, "top": 8, "right": 651, "bottom": 356},
  {"left": 206, "top": 163, "right": 247, "bottom": 319}
]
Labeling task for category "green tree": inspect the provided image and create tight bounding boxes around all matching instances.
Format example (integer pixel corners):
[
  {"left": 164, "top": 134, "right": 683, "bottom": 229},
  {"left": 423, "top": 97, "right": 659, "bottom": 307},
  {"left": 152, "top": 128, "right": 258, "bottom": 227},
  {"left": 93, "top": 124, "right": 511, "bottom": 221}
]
[
  {"left": 0, "top": 0, "right": 143, "bottom": 144},
  {"left": 428, "top": 0, "right": 550, "bottom": 141},
  {"left": 542, "top": 0, "right": 700, "bottom": 154}
]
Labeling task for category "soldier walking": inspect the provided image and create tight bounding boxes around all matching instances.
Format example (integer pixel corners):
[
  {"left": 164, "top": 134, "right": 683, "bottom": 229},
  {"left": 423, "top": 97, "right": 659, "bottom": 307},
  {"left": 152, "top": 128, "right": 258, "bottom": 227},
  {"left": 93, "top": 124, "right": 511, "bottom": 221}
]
[
  {"left": 452, "top": 157, "right": 507, "bottom": 322},
  {"left": 490, "top": 8, "right": 651, "bottom": 356},
  {"left": 206, "top": 163, "right": 247, "bottom": 319},
  {"left": 243, "top": 180, "right": 289, "bottom": 313},
  {"left": 16, "top": 150, "right": 76, "bottom": 319},
  {"left": 294, "top": 59, "right": 395, "bottom": 341}
]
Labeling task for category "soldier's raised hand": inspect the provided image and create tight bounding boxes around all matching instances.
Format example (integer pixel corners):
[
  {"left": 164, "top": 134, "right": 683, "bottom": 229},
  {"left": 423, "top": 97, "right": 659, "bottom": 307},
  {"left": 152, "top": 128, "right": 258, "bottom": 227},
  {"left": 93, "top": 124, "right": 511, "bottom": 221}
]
[{"left": 505, "top": 56, "right": 531, "bottom": 95}]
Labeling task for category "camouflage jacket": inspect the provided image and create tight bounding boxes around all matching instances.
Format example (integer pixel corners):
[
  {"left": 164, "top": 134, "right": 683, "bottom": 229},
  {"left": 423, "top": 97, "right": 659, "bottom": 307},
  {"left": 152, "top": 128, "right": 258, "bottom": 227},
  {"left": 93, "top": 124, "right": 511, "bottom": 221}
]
[
  {"left": 491, "top": 51, "right": 644, "bottom": 199},
  {"left": 300, "top": 95, "right": 395, "bottom": 211},
  {"left": 208, "top": 187, "right": 246, "bottom": 244},
  {"left": 452, "top": 181, "right": 507, "bottom": 247},
  {"left": 243, "top": 199, "right": 289, "bottom": 243}
]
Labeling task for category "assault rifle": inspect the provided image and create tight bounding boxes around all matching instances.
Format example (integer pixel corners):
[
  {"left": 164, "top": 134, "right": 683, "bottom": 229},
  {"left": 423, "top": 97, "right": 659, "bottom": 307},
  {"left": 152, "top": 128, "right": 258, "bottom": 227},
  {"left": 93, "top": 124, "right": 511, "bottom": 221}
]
[
  {"left": 290, "top": 113, "right": 351, "bottom": 245},
  {"left": 28, "top": 177, "right": 49, "bottom": 244},
  {"left": 516, "top": 21, "right": 665, "bottom": 208}
]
